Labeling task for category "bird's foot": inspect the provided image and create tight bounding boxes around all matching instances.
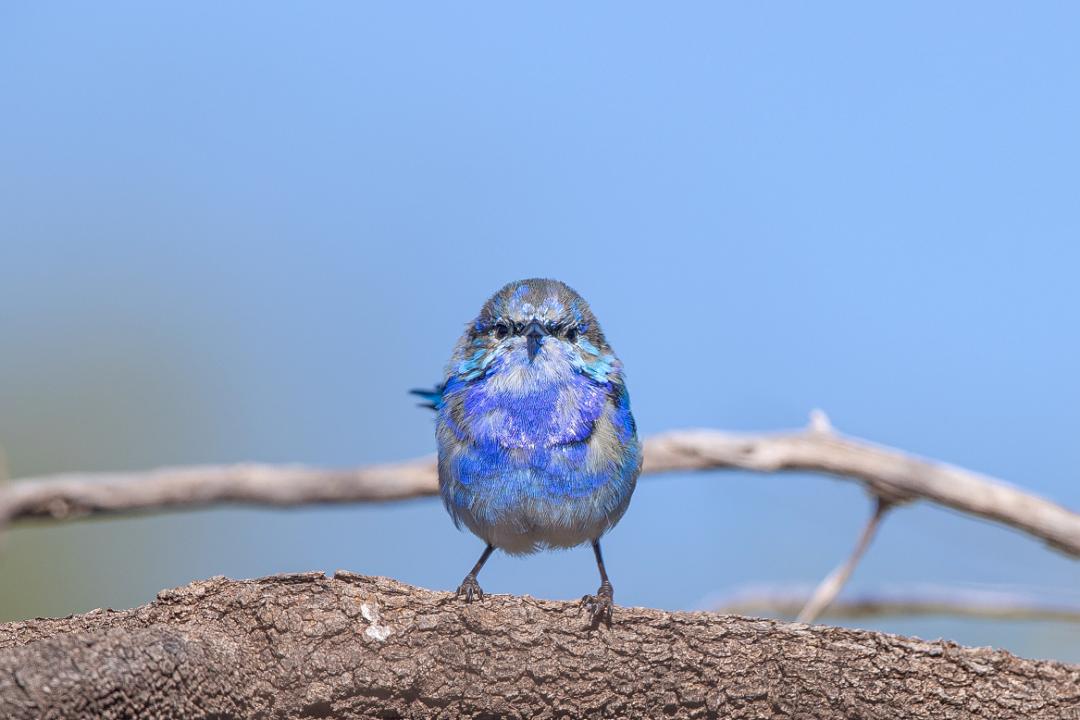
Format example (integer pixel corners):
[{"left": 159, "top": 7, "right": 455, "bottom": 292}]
[
  {"left": 456, "top": 574, "right": 484, "bottom": 602},
  {"left": 581, "top": 580, "right": 614, "bottom": 627}
]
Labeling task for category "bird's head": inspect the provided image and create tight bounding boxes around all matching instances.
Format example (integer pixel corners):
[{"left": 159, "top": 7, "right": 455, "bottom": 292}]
[{"left": 448, "top": 278, "right": 620, "bottom": 388}]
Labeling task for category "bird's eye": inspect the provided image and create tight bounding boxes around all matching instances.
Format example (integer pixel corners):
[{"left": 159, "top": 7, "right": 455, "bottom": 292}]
[
  {"left": 493, "top": 322, "right": 510, "bottom": 340},
  {"left": 565, "top": 326, "right": 579, "bottom": 342}
]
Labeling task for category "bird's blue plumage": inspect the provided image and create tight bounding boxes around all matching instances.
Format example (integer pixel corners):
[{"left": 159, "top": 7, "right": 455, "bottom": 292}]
[{"left": 420, "top": 278, "right": 641, "bottom": 556}]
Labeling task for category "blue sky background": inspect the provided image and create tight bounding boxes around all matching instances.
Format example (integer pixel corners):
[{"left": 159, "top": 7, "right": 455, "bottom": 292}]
[{"left": 1, "top": 3, "right": 1078, "bottom": 661}]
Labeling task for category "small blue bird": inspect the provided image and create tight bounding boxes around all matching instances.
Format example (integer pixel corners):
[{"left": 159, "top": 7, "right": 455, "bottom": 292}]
[{"left": 413, "top": 278, "right": 641, "bottom": 624}]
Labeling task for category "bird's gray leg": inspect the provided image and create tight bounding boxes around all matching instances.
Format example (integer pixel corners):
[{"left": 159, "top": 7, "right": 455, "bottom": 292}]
[
  {"left": 581, "top": 540, "right": 615, "bottom": 626},
  {"left": 456, "top": 544, "right": 494, "bottom": 602}
]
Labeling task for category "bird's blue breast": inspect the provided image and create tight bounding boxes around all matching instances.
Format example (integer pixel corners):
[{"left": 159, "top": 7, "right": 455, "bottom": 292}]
[
  {"left": 435, "top": 361, "right": 640, "bottom": 553},
  {"left": 461, "top": 376, "right": 608, "bottom": 448},
  {"left": 444, "top": 372, "right": 613, "bottom": 494}
]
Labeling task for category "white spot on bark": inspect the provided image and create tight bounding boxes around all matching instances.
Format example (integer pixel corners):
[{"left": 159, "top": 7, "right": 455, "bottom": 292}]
[{"left": 360, "top": 602, "right": 392, "bottom": 642}]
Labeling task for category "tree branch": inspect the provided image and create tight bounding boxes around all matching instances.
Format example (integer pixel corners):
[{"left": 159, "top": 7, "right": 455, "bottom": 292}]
[
  {"left": 716, "top": 590, "right": 1080, "bottom": 623},
  {"left": 0, "top": 573, "right": 1076, "bottom": 719},
  {"left": 2, "top": 412, "right": 1078, "bottom": 558}
]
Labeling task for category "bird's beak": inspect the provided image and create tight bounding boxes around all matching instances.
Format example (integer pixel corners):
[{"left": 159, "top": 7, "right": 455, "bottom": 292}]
[{"left": 524, "top": 320, "right": 547, "bottom": 361}]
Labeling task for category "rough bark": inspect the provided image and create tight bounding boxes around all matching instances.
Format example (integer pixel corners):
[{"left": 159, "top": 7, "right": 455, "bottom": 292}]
[{"left": 0, "top": 573, "right": 1076, "bottom": 719}]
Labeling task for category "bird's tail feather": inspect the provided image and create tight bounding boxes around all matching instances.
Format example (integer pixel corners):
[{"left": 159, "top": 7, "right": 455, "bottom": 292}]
[{"left": 409, "top": 384, "right": 445, "bottom": 411}]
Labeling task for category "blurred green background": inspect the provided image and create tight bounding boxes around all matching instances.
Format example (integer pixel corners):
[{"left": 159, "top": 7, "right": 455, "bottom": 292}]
[{"left": 2, "top": 3, "right": 1078, "bottom": 662}]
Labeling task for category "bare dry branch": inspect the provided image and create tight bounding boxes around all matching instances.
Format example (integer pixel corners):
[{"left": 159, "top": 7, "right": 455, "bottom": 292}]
[
  {"left": 717, "top": 589, "right": 1080, "bottom": 624},
  {"left": 797, "top": 498, "right": 892, "bottom": 623},
  {"left": 642, "top": 413, "right": 1080, "bottom": 556},
  {"left": 1, "top": 572, "right": 1078, "bottom": 719},
  {"left": 2, "top": 412, "right": 1079, "bottom": 558},
  {"left": 0, "top": 456, "right": 438, "bottom": 523}
]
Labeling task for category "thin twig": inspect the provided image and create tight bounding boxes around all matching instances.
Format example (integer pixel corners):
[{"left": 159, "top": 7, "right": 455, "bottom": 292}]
[
  {"left": 797, "top": 498, "right": 892, "bottom": 623},
  {"left": 2, "top": 412, "right": 1079, "bottom": 558}
]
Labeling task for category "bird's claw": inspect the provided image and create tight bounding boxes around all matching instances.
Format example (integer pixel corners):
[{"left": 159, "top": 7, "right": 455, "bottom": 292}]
[
  {"left": 580, "top": 581, "right": 614, "bottom": 626},
  {"left": 456, "top": 575, "right": 484, "bottom": 602}
]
